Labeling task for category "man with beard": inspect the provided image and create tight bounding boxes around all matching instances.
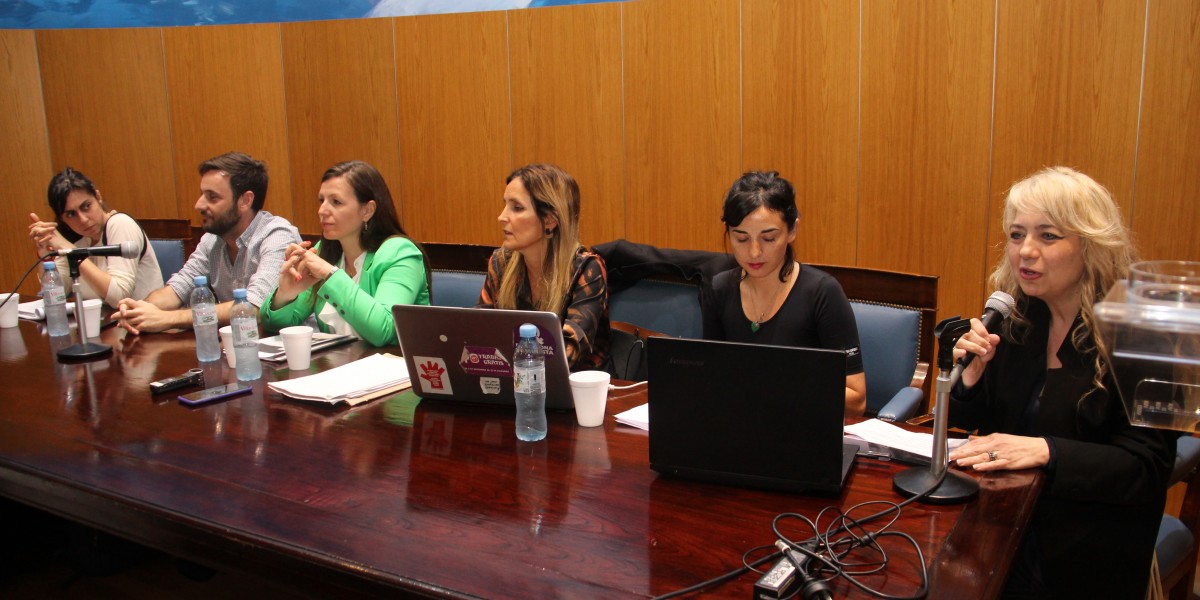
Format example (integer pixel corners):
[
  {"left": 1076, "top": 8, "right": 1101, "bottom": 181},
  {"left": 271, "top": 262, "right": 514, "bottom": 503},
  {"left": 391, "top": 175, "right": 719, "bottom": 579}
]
[{"left": 117, "top": 152, "right": 300, "bottom": 334}]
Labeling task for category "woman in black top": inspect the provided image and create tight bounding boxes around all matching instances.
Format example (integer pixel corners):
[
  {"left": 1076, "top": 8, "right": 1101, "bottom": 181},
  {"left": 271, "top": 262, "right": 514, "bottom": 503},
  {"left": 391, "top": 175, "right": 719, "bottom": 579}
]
[
  {"left": 701, "top": 171, "right": 866, "bottom": 415},
  {"left": 948, "top": 166, "right": 1176, "bottom": 599}
]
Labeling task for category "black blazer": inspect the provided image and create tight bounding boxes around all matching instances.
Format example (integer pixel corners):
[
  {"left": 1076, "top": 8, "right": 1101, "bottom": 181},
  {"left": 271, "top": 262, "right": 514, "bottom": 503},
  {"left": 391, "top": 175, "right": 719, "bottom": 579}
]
[{"left": 950, "top": 298, "right": 1177, "bottom": 599}]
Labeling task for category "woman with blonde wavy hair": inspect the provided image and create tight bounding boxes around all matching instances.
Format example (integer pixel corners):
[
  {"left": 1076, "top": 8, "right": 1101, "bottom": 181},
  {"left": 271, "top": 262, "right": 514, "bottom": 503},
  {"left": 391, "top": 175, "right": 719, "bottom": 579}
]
[
  {"left": 477, "top": 164, "right": 610, "bottom": 371},
  {"left": 947, "top": 166, "right": 1177, "bottom": 599}
]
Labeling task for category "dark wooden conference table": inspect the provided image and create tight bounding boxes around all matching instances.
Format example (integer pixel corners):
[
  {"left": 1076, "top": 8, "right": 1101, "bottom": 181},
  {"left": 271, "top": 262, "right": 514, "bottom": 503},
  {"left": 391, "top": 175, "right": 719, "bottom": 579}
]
[{"left": 0, "top": 318, "right": 1042, "bottom": 599}]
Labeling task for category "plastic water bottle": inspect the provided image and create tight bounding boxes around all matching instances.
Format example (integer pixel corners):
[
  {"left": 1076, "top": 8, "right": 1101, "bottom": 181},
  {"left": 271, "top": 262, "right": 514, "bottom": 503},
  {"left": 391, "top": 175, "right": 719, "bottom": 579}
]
[
  {"left": 513, "top": 323, "right": 547, "bottom": 441},
  {"left": 190, "top": 275, "right": 221, "bottom": 362},
  {"left": 231, "top": 288, "right": 261, "bottom": 381},
  {"left": 41, "top": 261, "right": 69, "bottom": 337}
]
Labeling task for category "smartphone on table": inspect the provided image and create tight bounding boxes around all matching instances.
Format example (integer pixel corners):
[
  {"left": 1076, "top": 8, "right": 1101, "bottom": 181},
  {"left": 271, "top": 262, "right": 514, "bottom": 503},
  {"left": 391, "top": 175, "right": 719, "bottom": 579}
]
[{"left": 179, "top": 383, "right": 252, "bottom": 407}]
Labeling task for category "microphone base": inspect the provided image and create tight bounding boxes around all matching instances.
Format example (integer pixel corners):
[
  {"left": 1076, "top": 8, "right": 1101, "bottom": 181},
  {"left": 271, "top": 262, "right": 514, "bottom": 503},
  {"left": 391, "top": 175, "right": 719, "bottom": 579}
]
[
  {"left": 892, "top": 466, "right": 979, "bottom": 504},
  {"left": 57, "top": 342, "right": 113, "bottom": 362}
]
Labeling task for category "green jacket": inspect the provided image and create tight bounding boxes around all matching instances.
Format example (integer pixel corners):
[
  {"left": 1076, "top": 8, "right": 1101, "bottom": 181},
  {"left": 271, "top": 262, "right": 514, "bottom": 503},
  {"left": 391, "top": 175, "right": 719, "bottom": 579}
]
[{"left": 260, "top": 236, "right": 430, "bottom": 346}]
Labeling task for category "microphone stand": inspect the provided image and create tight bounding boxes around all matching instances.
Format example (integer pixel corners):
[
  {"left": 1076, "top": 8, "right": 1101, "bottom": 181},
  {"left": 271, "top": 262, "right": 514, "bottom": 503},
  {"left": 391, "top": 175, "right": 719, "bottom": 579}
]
[
  {"left": 893, "top": 318, "right": 978, "bottom": 504},
  {"left": 56, "top": 256, "right": 112, "bottom": 361}
]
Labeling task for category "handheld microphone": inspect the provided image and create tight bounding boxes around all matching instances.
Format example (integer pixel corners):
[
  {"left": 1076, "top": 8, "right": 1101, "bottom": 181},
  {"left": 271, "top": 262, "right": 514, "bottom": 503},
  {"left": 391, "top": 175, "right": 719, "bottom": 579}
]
[
  {"left": 56, "top": 240, "right": 139, "bottom": 260},
  {"left": 957, "top": 291, "right": 1016, "bottom": 370}
]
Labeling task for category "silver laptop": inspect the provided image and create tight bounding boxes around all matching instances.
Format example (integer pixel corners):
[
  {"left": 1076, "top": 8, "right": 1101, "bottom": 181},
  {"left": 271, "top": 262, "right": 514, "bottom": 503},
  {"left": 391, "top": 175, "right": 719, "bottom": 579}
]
[{"left": 392, "top": 304, "right": 574, "bottom": 410}]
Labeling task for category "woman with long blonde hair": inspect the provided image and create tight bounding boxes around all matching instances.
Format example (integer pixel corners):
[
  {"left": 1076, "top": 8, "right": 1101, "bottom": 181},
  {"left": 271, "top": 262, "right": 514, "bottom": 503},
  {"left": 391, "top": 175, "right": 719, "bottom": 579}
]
[
  {"left": 477, "top": 164, "right": 610, "bottom": 371},
  {"left": 948, "top": 166, "right": 1177, "bottom": 598}
]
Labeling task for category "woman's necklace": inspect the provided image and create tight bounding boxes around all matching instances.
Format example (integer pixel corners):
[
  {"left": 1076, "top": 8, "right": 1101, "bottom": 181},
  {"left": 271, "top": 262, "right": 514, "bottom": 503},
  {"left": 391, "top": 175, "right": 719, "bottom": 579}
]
[{"left": 743, "top": 273, "right": 788, "bottom": 333}]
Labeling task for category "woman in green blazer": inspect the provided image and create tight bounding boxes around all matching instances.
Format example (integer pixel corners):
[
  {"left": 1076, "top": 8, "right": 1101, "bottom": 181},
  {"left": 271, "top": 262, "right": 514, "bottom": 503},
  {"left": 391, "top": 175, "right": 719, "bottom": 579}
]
[{"left": 261, "top": 161, "right": 430, "bottom": 346}]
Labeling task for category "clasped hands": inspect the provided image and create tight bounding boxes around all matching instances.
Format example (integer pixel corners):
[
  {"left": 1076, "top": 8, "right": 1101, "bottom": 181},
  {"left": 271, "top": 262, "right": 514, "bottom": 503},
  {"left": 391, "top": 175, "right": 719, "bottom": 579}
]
[
  {"left": 28, "top": 212, "right": 72, "bottom": 257},
  {"left": 272, "top": 242, "right": 336, "bottom": 307}
]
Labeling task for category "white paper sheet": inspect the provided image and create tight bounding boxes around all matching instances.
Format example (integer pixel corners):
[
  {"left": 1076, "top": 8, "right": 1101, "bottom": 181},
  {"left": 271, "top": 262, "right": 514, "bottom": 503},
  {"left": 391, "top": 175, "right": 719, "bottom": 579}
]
[
  {"left": 18, "top": 299, "right": 77, "bottom": 320},
  {"left": 843, "top": 418, "right": 968, "bottom": 459},
  {"left": 614, "top": 403, "right": 649, "bottom": 430}
]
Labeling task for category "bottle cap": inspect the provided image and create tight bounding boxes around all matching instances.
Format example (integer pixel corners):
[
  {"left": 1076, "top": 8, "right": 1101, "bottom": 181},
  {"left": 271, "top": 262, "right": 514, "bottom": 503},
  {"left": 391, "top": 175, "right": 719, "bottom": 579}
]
[
  {"left": 42, "top": 261, "right": 55, "bottom": 270},
  {"left": 193, "top": 275, "right": 208, "bottom": 286},
  {"left": 233, "top": 288, "right": 247, "bottom": 300},
  {"left": 519, "top": 323, "right": 537, "bottom": 339}
]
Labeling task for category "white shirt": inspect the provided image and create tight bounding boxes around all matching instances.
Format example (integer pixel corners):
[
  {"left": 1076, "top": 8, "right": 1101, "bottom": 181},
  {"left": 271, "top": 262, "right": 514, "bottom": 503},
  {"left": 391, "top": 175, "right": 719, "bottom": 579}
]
[
  {"left": 318, "top": 252, "right": 366, "bottom": 339},
  {"left": 55, "top": 213, "right": 165, "bottom": 307}
]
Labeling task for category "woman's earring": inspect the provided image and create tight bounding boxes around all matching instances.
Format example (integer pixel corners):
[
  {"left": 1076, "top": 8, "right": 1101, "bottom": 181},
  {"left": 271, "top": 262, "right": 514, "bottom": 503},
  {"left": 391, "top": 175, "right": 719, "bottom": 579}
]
[{"left": 544, "top": 228, "right": 553, "bottom": 237}]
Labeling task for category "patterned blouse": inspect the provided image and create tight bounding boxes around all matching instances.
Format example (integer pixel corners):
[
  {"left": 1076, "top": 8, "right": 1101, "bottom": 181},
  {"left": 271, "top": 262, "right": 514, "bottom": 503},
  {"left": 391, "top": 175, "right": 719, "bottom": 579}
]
[{"left": 477, "top": 246, "right": 611, "bottom": 371}]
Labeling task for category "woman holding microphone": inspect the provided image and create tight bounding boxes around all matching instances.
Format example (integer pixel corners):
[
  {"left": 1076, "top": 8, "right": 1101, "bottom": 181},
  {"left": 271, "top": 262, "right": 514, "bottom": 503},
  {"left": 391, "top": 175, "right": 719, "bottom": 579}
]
[
  {"left": 947, "top": 166, "right": 1176, "bottom": 599},
  {"left": 260, "top": 160, "right": 430, "bottom": 347}
]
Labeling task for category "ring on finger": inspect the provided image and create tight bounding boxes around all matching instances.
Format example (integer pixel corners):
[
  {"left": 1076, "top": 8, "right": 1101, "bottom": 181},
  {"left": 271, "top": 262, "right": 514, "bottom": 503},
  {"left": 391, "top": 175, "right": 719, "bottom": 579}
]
[{"left": 988, "top": 450, "right": 998, "bottom": 462}]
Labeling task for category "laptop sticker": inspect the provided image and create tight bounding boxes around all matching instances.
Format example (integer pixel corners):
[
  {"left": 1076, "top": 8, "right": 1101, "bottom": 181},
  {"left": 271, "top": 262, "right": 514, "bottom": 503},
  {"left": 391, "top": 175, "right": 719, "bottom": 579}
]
[
  {"left": 480, "top": 377, "right": 501, "bottom": 395},
  {"left": 460, "top": 345, "right": 512, "bottom": 377},
  {"left": 512, "top": 324, "right": 558, "bottom": 359},
  {"left": 415, "top": 356, "right": 453, "bottom": 395}
]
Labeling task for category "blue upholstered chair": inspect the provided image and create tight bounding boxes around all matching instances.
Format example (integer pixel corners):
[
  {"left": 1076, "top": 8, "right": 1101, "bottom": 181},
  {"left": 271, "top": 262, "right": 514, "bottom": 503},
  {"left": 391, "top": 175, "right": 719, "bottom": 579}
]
[
  {"left": 149, "top": 239, "right": 186, "bottom": 281},
  {"left": 138, "top": 218, "right": 194, "bottom": 282},
  {"left": 1159, "top": 435, "right": 1200, "bottom": 599},
  {"left": 421, "top": 243, "right": 496, "bottom": 308},
  {"left": 812, "top": 264, "right": 937, "bottom": 422},
  {"left": 850, "top": 301, "right": 926, "bottom": 422},
  {"left": 431, "top": 271, "right": 486, "bottom": 308},
  {"left": 609, "top": 276, "right": 703, "bottom": 340}
]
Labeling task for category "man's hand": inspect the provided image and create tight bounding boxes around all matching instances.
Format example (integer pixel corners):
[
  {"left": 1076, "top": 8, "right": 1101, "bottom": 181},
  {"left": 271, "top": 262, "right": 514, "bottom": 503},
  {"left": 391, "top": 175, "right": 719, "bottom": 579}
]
[{"left": 117, "top": 298, "right": 180, "bottom": 335}]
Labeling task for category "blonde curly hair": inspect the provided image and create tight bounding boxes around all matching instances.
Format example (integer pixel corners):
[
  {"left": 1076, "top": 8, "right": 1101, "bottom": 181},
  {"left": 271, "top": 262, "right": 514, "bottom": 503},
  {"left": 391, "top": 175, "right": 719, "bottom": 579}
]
[{"left": 989, "top": 166, "right": 1136, "bottom": 387}]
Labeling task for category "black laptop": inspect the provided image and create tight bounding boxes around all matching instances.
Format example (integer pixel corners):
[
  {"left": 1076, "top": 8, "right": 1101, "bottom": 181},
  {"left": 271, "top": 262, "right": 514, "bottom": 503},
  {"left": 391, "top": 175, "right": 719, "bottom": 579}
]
[{"left": 647, "top": 337, "right": 855, "bottom": 495}]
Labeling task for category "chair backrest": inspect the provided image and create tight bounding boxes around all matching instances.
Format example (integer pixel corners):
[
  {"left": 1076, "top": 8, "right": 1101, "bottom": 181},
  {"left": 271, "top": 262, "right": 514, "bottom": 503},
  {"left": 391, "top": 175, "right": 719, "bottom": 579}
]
[
  {"left": 608, "top": 276, "right": 703, "bottom": 339},
  {"left": 430, "top": 271, "right": 486, "bottom": 308},
  {"left": 850, "top": 301, "right": 922, "bottom": 416},
  {"left": 422, "top": 243, "right": 495, "bottom": 308},
  {"left": 139, "top": 218, "right": 196, "bottom": 257},
  {"left": 149, "top": 239, "right": 187, "bottom": 281},
  {"left": 812, "top": 263, "right": 938, "bottom": 413},
  {"left": 1159, "top": 435, "right": 1200, "bottom": 598}
]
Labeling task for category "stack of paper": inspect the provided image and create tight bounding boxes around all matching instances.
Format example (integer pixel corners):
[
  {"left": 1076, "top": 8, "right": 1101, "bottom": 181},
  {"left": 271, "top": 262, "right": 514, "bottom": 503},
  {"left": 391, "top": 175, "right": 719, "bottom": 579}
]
[
  {"left": 267, "top": 353, "right": 411, "bottom": 406},
  {"left": 18, "top": 299, "right": 77, "bottom": 320}
]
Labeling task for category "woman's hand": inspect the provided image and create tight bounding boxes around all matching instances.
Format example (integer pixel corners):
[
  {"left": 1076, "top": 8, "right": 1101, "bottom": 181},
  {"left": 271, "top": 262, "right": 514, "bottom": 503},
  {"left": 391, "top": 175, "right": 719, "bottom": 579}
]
[
  {"left": 952, "top": 317, "right": 1001, "bottom": 389},
  {"left": 949, "top": 433, "right": 1050, "bottom": 471},
  {"left": 28, "top": 212, "right": 73, "bottom": 257},
  {"left": 272, "top": 242, "right": 333, "bottom": 308}
]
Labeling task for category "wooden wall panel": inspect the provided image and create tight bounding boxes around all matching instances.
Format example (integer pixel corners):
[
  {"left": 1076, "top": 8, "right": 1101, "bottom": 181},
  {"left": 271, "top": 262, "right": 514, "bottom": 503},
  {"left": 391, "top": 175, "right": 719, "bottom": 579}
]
[
  {"left": 1132, "top": 0, "right": 1200, "bottom": 262},
  {"left": 282, "top": 19, "right": 401, "bottom": 237},
  {"left": 991, "top": 0, "right": 1145, "bottom": 251},
  {"left": 624, "top": 0, "right": 740, "bottom": 252},
  {"left": 860, "top": 1, "right": 995, "bottom": 322},
  {"left": 394, "top": 12, "right": 511, "bottom": 246},
  {"left": 0, "top": 30, "right": 53, "bottom": 295},
  {"left": 37, "top": 28, "right": 174, "bottom": 222},
  {"left": 742, "top": 0, "right": 859, "bottom": 266},
  {"left": 164, "top": 24, "right": 291, "bottom": 227},
  {"left": 509, "top": 4, "right": 624, "bottom": 248}
]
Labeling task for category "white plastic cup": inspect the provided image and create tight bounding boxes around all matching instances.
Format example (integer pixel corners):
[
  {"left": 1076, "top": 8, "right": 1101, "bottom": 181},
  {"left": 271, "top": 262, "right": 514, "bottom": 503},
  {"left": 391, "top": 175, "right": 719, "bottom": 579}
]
[
  {"left": 80, "top": 299, "right": 102, "bottom": 338},
  {"left": 218, "top": 325, "right": 236, "bottom": 367},
  {"left": 279, "top": 325, "right": 314, "bottom": 371},
  {"left": 569, "top": 370, "right": 611, "bottom": 427},
  {"left": 0, "top": 293, "right": 17, "bottom": 328}
]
